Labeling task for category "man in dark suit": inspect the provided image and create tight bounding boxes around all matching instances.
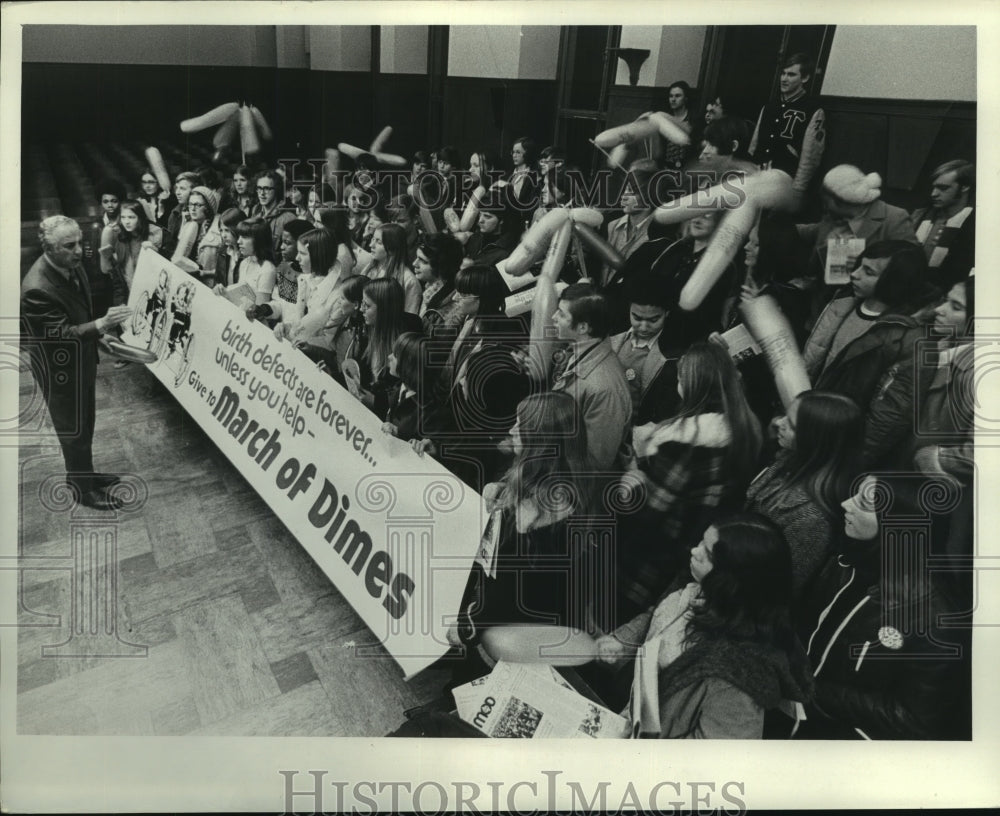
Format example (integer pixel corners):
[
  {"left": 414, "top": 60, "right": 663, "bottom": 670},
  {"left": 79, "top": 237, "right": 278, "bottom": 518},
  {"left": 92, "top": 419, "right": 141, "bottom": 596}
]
[{"left": 21, "top": 215, "right": 132, "bottom": 510}]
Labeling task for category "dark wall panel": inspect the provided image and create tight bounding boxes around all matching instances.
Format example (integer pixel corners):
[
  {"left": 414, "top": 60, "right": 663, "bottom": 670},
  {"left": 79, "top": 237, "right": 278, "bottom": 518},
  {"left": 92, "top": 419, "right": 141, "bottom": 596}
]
[
  {"left": 22, "top": 63, "right": 312, "bottom": 164},
  {"left": 821, "top": 97, "right": 976, "bottom": 209},
  {"left": 374, "top": 74, "right": 430, "bottom": 157},
  {"left": 441, "top": 78, "right": 557, "bottom": 171}
]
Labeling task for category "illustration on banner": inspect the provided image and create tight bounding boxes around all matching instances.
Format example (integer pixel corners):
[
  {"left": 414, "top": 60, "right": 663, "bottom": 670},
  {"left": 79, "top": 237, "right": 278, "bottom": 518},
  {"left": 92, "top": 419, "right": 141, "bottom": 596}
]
[{"left": 129, "top": 268, "right": 196, "bottom": 387}]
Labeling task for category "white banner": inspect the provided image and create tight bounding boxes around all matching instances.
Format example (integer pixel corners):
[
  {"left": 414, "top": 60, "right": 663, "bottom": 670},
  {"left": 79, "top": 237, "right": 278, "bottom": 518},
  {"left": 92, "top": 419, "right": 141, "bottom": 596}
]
[{"left": 123, "top": 249, "right": 484, "bottom": 677}]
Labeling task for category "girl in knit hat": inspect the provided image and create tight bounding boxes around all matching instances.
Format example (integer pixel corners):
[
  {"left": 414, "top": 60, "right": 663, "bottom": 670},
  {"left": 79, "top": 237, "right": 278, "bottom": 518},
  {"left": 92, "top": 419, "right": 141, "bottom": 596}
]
[{"left": 172, "top": 185, "right": 223, "bottom": 281}]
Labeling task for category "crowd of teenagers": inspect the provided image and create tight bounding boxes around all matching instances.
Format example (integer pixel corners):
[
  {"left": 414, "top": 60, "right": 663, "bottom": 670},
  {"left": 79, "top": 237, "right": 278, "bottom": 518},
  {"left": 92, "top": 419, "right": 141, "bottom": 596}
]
[{"left": 81, "top": 52, "right": 974, "bottom": 740}]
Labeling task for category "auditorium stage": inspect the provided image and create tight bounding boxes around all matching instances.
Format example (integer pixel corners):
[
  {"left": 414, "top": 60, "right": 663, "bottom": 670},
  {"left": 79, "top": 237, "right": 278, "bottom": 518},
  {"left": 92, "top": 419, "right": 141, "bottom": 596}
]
[{"left": 16, "top": 355, "right": 449, "bottom": 736}]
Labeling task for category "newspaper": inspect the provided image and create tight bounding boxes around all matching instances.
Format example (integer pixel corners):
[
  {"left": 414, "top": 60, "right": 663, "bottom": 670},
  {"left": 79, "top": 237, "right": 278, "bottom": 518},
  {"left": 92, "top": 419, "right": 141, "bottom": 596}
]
[
  {"left": 223, "top": 282, "right": 257, "bottom": 308},
  {"left": 825, "top": 236, "right": 865, "bottom": 285},
  {"left": 454, "top": 661, "right": 630, "bottom": 739},
  {"left": 496, "top": 258, "right": 537, "bottom": 292}
]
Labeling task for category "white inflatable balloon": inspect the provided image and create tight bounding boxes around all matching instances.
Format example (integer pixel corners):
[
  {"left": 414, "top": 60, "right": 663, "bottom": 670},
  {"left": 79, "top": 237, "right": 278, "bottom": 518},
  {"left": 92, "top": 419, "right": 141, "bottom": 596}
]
[
  {"left": 180, "top": 102, "right": 240, "bottom": 134},
  {"left": 144, "top": 146, "right": 171, "bottom": 193},
  {"left": 678, "top": 201, "right": 759, "bottom": 311}
]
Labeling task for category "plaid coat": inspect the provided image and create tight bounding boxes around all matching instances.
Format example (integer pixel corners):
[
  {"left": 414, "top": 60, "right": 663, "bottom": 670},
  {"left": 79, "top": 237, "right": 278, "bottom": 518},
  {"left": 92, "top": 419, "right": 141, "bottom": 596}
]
[{"left": 617, "top": 413, "right": 736, "bottom": 614}]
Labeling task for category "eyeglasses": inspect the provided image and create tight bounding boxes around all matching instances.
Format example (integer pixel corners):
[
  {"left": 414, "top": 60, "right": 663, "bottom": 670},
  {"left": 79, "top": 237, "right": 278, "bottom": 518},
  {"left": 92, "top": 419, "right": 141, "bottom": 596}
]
[
  {"left": 257, "top": 186, "right": 274, "bottom": 193},
  {"left": 189, "top": 202, "right": 207, "bottom": 209}
]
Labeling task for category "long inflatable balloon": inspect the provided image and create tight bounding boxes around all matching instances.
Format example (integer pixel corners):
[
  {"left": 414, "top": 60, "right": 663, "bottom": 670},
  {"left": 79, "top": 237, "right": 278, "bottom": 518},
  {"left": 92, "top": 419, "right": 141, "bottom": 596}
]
[
  {"left": 539, "top": 217, "right": 574, "bottom": 284},
  {"left": 373, "top": 152, "right": 407, "bottom": 168},
  {"left": 527, "top": 219, "right": 574, "bottom": 381},
  {"left": 172, "top": 221, "right": 199, "bottom": 264},
  {"left": 572, "top": 222, "right": 626, "bottom": 271},
  {"left": 648, "top": 111, "right": 692, "bottom": 145},
  {"left": 459, "top": 185, "right": 487, "bottom": 232},
  {"left": 653, "top": 168, "right": 793, "bottom": 226},
  {"left": 442, "top": 208, "right": 461, "bottom": 233},
  {"left": 249, "top": 105, "right": 273, "bottom": 141},
  {"left": 677, "top": 201, "right": 759, "bottom": 311},
  {"left": 369, "top": 126, "right": 393, "bottom": 154},
  {"left": 504, "top": 208, "right": 570, "bottom": 276},
  {"left": 212, "top": 111, "right": 240, "bottom": 149},
  {"left": 594, "top": 117, "right": 660, "bottom": 150},
  {"left": 238, "top": 105, "right": 261, "bottom": 156},
  {"left": 481, "top": 625, "right": 597, "bottom": 666},
  {"left": 608, "top": 143, "right": 629, "bottom": 171},
  {"left": 144, "top": 146, "right": 171, "bottom": 193},
  {"left": 739, "top": 294, "right": 812, "bottom": 409},
  {"left": 180, "top": 102, "right": 240, "bottom": 134},
  {"left": 653, "top": 173, "right": 754, "bottom": 225},
  {"left": 337, "top": 143, "right": 365, "bottom": 160},
  {"left": 745, "top": 168, "right": 794, "bottom": 210},
  {"left": 568, "top": 208, "right": 604, "bottom": 230}
]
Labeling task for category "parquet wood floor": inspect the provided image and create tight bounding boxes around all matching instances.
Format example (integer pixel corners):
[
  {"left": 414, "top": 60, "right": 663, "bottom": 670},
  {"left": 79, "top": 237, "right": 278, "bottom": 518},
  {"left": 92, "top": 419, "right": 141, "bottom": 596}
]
[{"left": 16, "top": 356, "right": 451, "bottom": 736}]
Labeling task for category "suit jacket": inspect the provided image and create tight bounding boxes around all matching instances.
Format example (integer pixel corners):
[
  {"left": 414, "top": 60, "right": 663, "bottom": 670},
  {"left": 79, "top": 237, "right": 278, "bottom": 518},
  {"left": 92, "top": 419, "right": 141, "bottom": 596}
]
[
  {"left": 20, "top": 253, "right": 101, "bottom": 433},
  {"left": 551, "top": 337, "right": 632, "bottom": 471},
  {"left": 610, "top": 330, "right": 676, "bottom": 424}
]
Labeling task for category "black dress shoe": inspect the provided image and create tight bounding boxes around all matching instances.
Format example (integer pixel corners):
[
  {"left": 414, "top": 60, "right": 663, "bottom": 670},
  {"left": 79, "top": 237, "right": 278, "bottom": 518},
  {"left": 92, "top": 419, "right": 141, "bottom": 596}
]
[
  {"left": 90, "top": 472, "right": 122, "bottom": 489},
  {"left": 77, "top": 488, "right": 124, "bottom": 511}
]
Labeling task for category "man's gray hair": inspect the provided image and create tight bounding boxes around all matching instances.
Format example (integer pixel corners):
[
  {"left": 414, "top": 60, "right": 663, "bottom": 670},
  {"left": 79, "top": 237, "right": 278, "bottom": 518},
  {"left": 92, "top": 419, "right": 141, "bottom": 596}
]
[{"left": 39, "top": 215, "right": 80, "bottom": 252}]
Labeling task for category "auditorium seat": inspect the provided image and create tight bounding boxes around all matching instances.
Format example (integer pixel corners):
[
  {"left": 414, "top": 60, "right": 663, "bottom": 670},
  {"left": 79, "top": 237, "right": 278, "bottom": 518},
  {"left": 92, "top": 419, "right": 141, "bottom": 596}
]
[{"left": 19, "top": 139, "right": 209, "bottom": 276}]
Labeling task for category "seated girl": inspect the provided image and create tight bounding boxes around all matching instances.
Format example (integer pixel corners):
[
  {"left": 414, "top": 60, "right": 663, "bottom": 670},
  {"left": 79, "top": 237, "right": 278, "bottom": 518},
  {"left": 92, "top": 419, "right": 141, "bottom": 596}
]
[
  {"left": 172, "top": 186, "right": 223, "bottom": 282},
  {"left": 617, "top": 341, "right": 762, "bottom": 618},
  {"left": 595, "top": 514, "right": 813, "bottom": 739},
  {"left": 745, "top": 390, "right": 863, "bottom": 595},
  {"left": 273, "top": 219, "right": 315, "bottom": 306},
  {"left": 343, "top": 278, "right": 409, "bottom": 417},
  {"left": 99, "top": 199, "right": 164, "bottom": 306},
  {"left": 461, "top": 189, "right": 523, "bottom": 270},
  {"left": 787, "top": 476, "right": 970, "bottom": 740},
  {"left": 446, "top": 391, "right": 601, "bottom": 652},
  {"left": 362, "top": 222, "right": 422, "bottom": 315},
  {"left": 381, "top": 332, "right": 433, "bottom": 442},
  {"left": 212, "top": 217, "right": 276, "bottom": 311},
  {"left": 271, "top": 228, "right": 347, "bottom": 351}
]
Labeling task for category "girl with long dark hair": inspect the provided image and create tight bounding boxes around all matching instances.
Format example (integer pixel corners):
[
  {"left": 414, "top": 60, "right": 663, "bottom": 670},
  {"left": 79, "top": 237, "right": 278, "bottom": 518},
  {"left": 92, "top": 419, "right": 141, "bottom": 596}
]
[
  {"left": 745, "top": 391, "right": 864, "bottom": 592},
  {"left": 229, "top": 165, "right": 254, "bottom": 215},
  {"left": 344, "top": 278, "right": 408, "bottom": 416},
  {"left": 99, "top": 199, "right": 163, "bottom": 304},
  {"left": 212, "top": 216, "right": 275, "bottom": 306},
  {"left": 597, "top": 513, "right": 812, "bottom": 738},
  {"left": 381, "top": 331, "right": 431, "bottom": 442}
]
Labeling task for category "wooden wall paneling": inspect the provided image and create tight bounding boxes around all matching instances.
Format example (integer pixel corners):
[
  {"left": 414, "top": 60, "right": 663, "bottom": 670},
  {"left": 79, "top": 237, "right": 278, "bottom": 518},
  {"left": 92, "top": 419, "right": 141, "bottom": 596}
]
[
  {"left": 886, "top": 116, "right": 944, "bottom": 191},
  {"left": 440, "top": 77, "right": 503, "bottom": 160},
  {"left": 820, "top": 97, "right": 976, "bottom": 209},
  {"left": 605, "top": 86, "right": 669, "bottom": 131},
  {"left": 374, "top": 74, "right": 430, "bottom": 156},
  {"left": 503, "top": 80, "right": 559, "bottom": 150},
  {"left": 822, "top": 110, "right": 889, "bottom": 178},
  {"left": 441, "top": 77, "right": 557, "bottom": 168},
  {"left": 309, "top": 70, "right": 374, "bottom": 163}
]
